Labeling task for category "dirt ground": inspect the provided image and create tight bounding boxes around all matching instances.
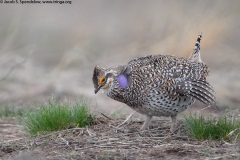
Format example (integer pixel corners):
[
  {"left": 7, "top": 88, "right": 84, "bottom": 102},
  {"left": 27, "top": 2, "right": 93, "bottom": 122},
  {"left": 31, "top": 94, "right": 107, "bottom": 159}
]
[{"left": 0, "top": 116, "right": 239, "bottom": 160}]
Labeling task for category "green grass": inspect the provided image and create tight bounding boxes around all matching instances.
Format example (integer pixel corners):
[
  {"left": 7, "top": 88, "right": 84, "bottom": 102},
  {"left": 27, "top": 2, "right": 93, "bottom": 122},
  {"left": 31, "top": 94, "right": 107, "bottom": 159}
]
[
  {"left": 184, "top": 113, "right": 240, "bottom": 142},
  {"left": 24, "top": 99, "right": 94, "bottom": 135},
  {"left": 0, "top": 106, "right": 26, "bottom": 117}
]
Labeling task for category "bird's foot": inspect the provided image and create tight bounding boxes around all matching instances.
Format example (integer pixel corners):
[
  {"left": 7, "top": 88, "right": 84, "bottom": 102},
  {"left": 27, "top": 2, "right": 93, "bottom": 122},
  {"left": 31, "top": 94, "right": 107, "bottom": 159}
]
[
  {"left": 170, "top": 123, "right": 177, "bottom": 133},
  {"left": 170, "top": 120, "right": 183, "bottom": 133},
  {"left": 140, "top": 115, "right": 152, "bottom": 131}
]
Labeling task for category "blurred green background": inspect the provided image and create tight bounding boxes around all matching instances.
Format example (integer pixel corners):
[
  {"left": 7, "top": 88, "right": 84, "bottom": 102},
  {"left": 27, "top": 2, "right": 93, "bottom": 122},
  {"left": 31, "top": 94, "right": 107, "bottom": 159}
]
[{"left": 0, "top": 1, "right": 239, "bottom": 113}]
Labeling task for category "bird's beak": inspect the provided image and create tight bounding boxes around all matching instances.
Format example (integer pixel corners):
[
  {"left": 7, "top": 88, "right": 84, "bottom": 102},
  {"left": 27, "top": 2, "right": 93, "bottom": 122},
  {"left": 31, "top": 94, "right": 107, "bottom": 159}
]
[{"left": 94, "top": 85, "right": 102, "bottom": 94}]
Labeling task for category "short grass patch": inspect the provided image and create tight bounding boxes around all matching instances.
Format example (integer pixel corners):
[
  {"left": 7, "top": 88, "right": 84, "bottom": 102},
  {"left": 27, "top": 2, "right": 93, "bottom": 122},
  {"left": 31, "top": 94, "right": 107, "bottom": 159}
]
[
  {"left": 24, "top": 99, "right": 94, "bottom": 135},
  {"left": 0, "top": 106, "right": 26, "bottom": 117},
  {"left": 184, "top": 113, "right": 240, "bottom": 142}
]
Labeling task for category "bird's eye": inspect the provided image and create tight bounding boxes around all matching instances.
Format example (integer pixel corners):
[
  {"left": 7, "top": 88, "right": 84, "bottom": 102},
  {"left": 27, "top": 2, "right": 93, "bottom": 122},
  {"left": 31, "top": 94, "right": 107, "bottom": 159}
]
[{"left": 99, "top": 76, "right": 105, "bottom": 85}]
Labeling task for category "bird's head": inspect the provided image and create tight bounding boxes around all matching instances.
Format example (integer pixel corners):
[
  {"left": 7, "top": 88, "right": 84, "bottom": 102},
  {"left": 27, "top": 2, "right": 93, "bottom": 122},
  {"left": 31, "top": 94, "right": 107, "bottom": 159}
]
[
  {"left": 92, "top": 66, "right": 116, "bottom": 94},
  {"left": 92, "top": 65, "right": 131, "bottom": 94}
]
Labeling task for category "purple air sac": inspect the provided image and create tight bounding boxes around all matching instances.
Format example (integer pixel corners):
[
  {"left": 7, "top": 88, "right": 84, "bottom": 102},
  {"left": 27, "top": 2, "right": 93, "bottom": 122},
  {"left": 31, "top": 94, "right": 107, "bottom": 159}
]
[{"left": 117, "top": 74, "right": 128, "bottom": 89}]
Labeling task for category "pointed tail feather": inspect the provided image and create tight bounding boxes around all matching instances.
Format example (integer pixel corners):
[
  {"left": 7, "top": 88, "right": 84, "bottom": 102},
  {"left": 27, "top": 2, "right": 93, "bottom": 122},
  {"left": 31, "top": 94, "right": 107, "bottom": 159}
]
[
  {"left": 193, "top": 79, "right": 215, "bottom": 93},
  {"left": 189, "top": 33, "right": 202, "bottom": 62},
  {"left": 176, "top": 80, "right": 216, "bottom": 106}
]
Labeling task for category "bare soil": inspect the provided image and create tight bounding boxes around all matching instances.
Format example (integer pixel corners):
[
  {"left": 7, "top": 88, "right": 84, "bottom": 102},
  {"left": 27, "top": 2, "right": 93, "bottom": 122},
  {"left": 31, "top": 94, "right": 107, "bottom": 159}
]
[{"left": 0, "top": 117, "right": 239, "bottom": 160}]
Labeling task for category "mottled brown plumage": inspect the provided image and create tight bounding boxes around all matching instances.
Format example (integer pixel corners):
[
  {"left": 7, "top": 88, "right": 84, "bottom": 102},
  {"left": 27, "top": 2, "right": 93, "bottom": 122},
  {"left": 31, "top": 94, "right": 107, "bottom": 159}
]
[{"left": 93, "top": 33, "right": 216, "bottom": 132}]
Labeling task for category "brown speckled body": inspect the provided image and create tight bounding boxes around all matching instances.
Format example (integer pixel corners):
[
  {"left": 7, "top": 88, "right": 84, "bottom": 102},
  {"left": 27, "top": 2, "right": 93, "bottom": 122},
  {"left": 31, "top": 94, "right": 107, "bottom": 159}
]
[
  {"left": 105, "top": 55, "right": 209, "bottom": 117},
  {"left": 93, "top": 33, "right": 216, "bottom": 131}
]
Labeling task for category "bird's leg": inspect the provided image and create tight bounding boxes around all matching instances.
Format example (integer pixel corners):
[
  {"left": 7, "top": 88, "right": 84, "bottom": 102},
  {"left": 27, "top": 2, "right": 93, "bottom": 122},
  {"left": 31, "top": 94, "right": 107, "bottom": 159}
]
[
  {"left": 170, "top": 114, "right": 177, "bottom": 133},
  {"left": 140, "top": 115, "right": 152, "bottom": 130}
]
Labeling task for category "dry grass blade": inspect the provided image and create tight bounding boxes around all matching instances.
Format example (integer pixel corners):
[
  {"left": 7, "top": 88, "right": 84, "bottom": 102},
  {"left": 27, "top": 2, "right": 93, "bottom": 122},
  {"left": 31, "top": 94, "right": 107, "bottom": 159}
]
[
  {"left": 117, "top": 112, "right": 136, "bottom": 128},
  {"left": 100, "top": 112, "right": 113, "bottom": 120}
]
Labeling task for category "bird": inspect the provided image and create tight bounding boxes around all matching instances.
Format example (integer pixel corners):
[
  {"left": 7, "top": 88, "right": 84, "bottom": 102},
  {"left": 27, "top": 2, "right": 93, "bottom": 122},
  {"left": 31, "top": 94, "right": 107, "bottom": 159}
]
[{"left": 92, "top": 33, "right": 216, "bottom": 132}]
